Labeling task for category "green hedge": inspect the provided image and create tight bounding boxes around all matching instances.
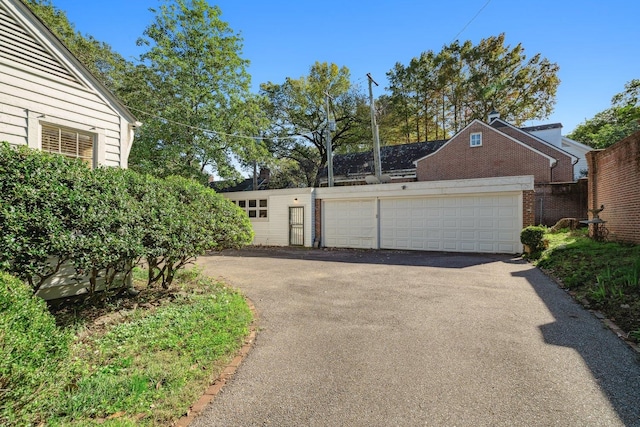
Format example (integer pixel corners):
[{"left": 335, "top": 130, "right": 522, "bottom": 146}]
[
  {"left": 0, "top": 271, "right": 72, "bottom": 424},
  {"left": 0, "top": 144, "right": 90, "bottom": 292},
  {"left": 0, "top": 142, "right": 253, "bottom": 297},
  {"left": 128, "top": 174, "right": 253, "bottom": 288}
]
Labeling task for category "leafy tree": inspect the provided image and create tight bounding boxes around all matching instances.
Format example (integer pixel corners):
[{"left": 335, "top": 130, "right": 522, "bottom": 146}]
[
  {"left": 263, "top": 158, "right": 314, "bottom": 189},
  {"left": 382, "top": 33, "right": 560, "bottom": 143},
  {"left": 127, "top": 0, "right": 268, "bottom": 183},
  {"left": 568, "top": 79, "right": 640, "bottom": 148},
  {"left": 260, "top": 62, "right": 370, "bottom": 187},
  {"left": 381, "top": 56, "right": 446, "bottom": 144},
  {"left": 463, "top": 34, "right": 559, "bottom": 126}
]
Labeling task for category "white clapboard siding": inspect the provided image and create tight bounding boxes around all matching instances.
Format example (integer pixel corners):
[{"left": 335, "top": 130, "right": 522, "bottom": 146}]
[
  {"left": 0, "top": 0, "right": 136, "bottom": 168},
  {"left": 1, "top": 65, "right": 121, "bottom": 125},
  {"left": 0, "top": 64, "right": 123, "bottom": 165},
  {"left": 0, "top": 102, "right": 28, "bottom": 143},
  {"left": 35, "top": 258, "right": 130, "bottom": 301}
]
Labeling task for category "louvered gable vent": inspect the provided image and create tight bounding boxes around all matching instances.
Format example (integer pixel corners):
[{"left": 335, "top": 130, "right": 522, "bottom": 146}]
[{"left": 0, "top": 2, "right": 81, "bottom": 84}]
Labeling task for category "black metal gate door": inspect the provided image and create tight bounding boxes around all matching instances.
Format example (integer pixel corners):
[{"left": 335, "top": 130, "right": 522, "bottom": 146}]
[{"left": 289, "top": 206, "right": 304, "bottom": 246}]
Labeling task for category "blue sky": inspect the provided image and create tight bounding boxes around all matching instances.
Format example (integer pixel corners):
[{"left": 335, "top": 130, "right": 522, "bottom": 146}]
[{"left": 52, "top": 0, "right": 639, "bottom": 134}]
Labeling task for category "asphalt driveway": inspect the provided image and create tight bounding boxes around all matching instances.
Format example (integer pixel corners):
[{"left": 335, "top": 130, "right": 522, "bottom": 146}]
[{"left": 192, "top": 247, "right": 640, "bottom": 427}]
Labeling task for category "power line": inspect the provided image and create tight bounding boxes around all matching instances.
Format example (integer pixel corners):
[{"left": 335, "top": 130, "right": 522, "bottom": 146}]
[
  {"left": 390, "top": 0, "right": 493, "bottom": 92},
  {"left": 450, "top": 0, "right": 492, "bottom": 43},
  {"left": 126, "top": 106, "right": 319, "bottom": 142}
]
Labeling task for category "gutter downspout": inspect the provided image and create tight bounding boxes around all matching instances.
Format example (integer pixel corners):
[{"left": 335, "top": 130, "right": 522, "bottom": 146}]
[
  {"left": 571, "top": 156, "right": 579, "bottom": 181},
  {"left": 541, "top": 158, "right": 559, "bottom": 225}
]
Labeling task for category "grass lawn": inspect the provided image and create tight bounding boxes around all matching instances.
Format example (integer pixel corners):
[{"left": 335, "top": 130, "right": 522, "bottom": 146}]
[
  {"left": 2, "top": 267, "right": 253, "bottom": 426},
  {"left": 535, "top": 228, "right": 640, "bottom": 341}
]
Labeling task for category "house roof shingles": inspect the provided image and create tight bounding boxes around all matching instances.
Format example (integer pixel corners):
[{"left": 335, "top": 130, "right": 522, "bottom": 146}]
[
  {"left": 520, "top": 123, "right": 562, "bottom": 132},
  {"left": 321, "top": 140, "right": 446, "bottom": 178},
  {"left": 210, "top": 177, "right": 269, "bottom": 193}
]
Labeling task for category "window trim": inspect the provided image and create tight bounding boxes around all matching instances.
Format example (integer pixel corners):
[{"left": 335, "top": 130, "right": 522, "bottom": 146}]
[
  {"left": 470, "top": 132, "right": 482, "bottom": 147},
  {"left": 28, "top": 110, "right": 103, "bottom": 168}
]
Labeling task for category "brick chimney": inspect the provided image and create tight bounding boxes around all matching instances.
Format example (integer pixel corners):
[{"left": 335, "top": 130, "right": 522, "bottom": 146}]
[{"left": 259, "top": 168, "right": 270, "bottom": 183}]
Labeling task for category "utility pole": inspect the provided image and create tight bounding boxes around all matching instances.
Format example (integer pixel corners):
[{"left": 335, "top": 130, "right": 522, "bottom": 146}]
[
  {"left": 252, "top": 160, "right": 257, "bottom": 189},
  {"left": 325, "top": 92, "right": 335, "bottom": 187},
  {"left": 252, "top": 135, "right": 259, "bottom": 189},
  {"left": 367, "top": 73, "right": 382, "bottom": 179}
]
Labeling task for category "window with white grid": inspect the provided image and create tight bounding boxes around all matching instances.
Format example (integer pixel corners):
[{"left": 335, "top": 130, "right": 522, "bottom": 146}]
[{"left": 470, "top": 132, "right": 482, "bottom": 147}]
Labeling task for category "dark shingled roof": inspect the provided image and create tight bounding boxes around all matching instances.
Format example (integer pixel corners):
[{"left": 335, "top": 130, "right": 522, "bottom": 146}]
[
  {"left": 320, "top": 140, "right": 447, "bottom": 178},
  {"left": 520, "top": 123, "right": 563, "bottom": 132},
  {"left": 210, "top": 177, "right": 269, "bottom": 193}
]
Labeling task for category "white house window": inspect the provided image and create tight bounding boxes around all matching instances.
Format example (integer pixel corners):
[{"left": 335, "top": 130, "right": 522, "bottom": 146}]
[
  {"left": 234, "top": 198, "right": 268, "bottom": 219},
  {"left": 470, "top": 132, "right": 482, "bottom": 147},
  {"left": 41, "top": 124, "right": 94, "bottom": 166}
]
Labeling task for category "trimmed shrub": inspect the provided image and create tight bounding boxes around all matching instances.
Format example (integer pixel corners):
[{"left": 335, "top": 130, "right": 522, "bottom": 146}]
[
  {"left": 0, "top": 142, "right": 90, "bottom": 292},
  {"left": 521, "top": 225, "right": 547, "bottom": 257},
  {"left": 0, "top": 142, "right": 253, "bottom": 298},
  {"left": 0, "top": 271, "right": 71, "bottom": 425},
  {"left": 69, "top": 166, "right": 144, "bottom": 296},
  {"left": 143, "top": 176, "right": 253, "bottom": 288}
]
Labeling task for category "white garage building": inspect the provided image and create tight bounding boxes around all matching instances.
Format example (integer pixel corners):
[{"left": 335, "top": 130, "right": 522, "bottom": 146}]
[{"left": 222, "top": 175, "right": 534, "bottom": 254}]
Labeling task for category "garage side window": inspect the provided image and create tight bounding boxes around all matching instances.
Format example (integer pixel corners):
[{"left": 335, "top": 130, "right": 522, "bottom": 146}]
[
  {"left": 41, "top": 124, "right": 94, "bottom": 167},
  {"left": 470, "top": 132, "right": 482, "bottom": 147},
  {"left": 233, "top": 199, "right": 268, "bottom": 219}
]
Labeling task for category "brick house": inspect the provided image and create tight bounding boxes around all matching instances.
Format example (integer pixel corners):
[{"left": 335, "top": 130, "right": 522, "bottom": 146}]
[
  {"left": 321, "top": 116, "right": 578, "bottom": 186},
  {"left": 520, "top": 123, "right": 592, "bottom": 180},
  {"left": 415, "top": 118, "right": 576, "bottom": 183},
  {"left": 415, "top": 117, "right": 587, "bottom": 225}
]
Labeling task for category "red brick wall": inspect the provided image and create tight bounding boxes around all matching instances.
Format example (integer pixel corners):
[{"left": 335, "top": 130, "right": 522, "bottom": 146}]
[
  {"left": 494, "top": 124, "right": 574, "bottom": 182},
  {"left": 417, "top": 122, "right": 559, "bottom": 183},
  {"left": 586, "top": 131, "right": 640, "bottom": 243},
  {"left": 523, "top": 190, "right": 535, "bottom": 227},
  {"left": 533, "top": 180, "right": 588, "bottom": 226}
]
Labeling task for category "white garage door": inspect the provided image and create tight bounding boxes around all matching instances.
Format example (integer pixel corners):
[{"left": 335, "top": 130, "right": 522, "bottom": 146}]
[
  {"left": 323, "top": 199, "right": 376, "bottom": 249},
  {"left": 379, "top": 194, "right": 521, "bottom": 253}
]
